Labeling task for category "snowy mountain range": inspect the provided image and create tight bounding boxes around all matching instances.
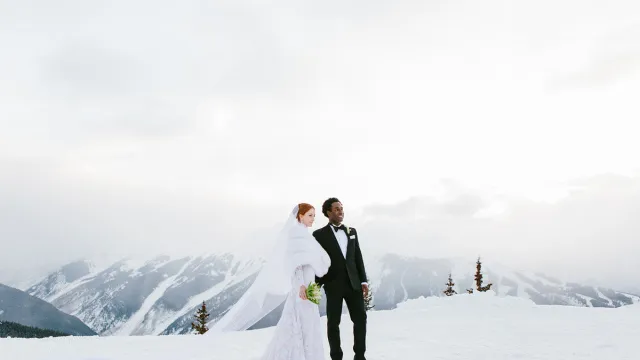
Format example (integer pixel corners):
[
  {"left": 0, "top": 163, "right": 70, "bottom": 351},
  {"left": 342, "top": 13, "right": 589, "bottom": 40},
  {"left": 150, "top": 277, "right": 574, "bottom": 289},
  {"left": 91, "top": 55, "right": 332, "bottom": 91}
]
[{"left": 21, "top": 253, "right": 640, "bottom": 336}]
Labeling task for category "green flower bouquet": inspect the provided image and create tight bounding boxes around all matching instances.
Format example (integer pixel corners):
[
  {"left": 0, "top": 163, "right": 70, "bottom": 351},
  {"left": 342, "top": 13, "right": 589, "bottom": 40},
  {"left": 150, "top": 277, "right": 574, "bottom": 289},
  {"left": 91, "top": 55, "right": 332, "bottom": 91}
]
[{"left": 306, "top": 282, "right": 322, "bottom": 305}]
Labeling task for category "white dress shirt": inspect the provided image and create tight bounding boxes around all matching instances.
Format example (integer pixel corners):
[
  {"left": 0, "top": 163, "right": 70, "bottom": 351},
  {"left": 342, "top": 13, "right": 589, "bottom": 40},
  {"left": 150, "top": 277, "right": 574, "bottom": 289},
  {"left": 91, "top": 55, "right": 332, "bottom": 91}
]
[
  {"left": 331, "top": 225, "right": 368, "bottom": 286},
  {"left": 331, "top": 226, "right": 348, "bottom": 258}
]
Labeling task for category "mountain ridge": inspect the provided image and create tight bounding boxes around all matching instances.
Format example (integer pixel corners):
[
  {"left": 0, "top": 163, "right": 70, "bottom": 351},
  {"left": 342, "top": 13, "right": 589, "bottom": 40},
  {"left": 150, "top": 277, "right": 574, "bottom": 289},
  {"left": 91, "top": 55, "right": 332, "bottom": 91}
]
[
  {"left": 23, "top": 252, "right": 640, "bottom": 336},
  {"left": 0, "top": 283, "right": 97, "bottom": 336}
]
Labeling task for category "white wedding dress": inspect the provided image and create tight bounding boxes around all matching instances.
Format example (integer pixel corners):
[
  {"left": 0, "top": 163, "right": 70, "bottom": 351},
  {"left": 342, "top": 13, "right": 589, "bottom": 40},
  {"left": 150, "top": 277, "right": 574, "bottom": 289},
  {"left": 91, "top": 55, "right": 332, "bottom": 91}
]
[
  {"left": 208, "top": 205, "right": 330, "bottom": 360},
  {"left": 259, "top": 264, "right": 326, "bottom": 360}
]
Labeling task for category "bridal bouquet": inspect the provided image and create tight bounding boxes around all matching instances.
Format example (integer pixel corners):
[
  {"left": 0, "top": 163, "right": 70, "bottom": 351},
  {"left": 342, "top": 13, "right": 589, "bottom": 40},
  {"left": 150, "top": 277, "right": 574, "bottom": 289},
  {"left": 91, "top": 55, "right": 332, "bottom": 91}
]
[{"left": 306, "top": 282, "right": 322, "bottom": 305}]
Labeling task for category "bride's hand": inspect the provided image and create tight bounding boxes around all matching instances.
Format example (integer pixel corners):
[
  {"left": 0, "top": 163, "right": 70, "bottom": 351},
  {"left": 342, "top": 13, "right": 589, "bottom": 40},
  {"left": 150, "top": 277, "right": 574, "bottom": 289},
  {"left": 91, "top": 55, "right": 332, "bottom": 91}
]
[{"left": 299, "top": 285, "right": 308, "bottom": 300}]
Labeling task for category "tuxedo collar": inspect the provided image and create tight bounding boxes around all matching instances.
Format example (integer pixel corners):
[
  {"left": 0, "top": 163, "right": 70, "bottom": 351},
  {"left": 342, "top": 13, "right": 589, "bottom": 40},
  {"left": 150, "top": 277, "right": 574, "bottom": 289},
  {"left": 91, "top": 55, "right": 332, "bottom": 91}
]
[{"left": 322, "top": 223, "right": 353, "bottom": 259}]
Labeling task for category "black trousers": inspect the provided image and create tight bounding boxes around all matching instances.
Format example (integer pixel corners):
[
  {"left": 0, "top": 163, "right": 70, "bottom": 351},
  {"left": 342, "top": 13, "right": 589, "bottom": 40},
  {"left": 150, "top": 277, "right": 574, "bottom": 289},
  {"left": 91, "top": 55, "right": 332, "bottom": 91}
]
[{"left": 325, "top": 281, "right": 367, "bottom": 360}]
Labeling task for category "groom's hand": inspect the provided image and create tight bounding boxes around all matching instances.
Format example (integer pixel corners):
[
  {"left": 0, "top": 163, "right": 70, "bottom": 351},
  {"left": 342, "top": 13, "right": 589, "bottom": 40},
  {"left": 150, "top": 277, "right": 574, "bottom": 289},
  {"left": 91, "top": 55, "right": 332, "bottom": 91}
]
[{"left": 362, "top": 283, "right": 369, "bottom": 298}]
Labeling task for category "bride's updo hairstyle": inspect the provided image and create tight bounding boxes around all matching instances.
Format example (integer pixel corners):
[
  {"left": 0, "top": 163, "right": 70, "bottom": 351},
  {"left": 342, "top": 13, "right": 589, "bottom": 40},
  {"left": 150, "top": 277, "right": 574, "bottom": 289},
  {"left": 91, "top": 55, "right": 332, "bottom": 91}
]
[{"left": 297, "top": 203, "right": 314, "bottom": 222}]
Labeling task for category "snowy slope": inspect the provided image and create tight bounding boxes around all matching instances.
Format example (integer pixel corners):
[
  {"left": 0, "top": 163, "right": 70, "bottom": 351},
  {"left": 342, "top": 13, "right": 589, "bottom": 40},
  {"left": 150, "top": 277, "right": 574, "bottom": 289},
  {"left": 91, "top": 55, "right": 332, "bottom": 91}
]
[
  {"left": 23, "top": 253, "right": 640, "bottom": 336},
  {"left": 113, "top": 257, "right": 197, "bottom": 335},
  {"left": 25, "top": 260, "right": 102, "bottom": 303},
  {"left": 24, "top": 254, "right": 265, "bottom": 336},
  {"left": 2, "top": 291, "right": 640, "bottom": 360}
]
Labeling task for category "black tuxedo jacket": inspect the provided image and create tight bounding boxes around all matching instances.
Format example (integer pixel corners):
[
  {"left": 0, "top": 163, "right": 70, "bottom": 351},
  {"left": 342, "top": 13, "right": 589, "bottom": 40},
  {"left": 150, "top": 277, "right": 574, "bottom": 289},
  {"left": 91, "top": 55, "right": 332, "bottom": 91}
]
[{"left": 313, "top": 224, "right": 367, "bottom": 291}]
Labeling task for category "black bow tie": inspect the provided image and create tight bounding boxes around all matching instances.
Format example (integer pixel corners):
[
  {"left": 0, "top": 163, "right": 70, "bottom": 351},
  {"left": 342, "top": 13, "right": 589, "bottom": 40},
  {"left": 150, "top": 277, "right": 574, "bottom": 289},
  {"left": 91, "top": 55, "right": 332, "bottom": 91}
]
[{"left": 331, "top": 224, "right": 346, "bottom": 232}]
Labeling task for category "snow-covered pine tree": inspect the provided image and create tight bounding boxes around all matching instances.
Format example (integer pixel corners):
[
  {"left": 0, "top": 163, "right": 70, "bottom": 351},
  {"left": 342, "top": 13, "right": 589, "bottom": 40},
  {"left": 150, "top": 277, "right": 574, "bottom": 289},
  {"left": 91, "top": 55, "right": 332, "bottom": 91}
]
[
  {"left": 443, "top": 273, "right": 456, "bottom": 296},
  {"left": 474, "top": 257, "right": 493, "bottom": 292},
  {"left": 191, "top": 301, "right": 210, "bottom": 334},
  {"left": 364, "top": 285, "right": 375, "bottom": 311}
]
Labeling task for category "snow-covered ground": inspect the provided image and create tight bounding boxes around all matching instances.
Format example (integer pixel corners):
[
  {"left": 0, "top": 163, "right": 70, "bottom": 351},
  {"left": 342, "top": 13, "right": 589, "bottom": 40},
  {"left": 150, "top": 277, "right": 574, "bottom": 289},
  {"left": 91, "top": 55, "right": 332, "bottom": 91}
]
[{"left": 2, "top": 291, "right": 639, "bottom": 360}]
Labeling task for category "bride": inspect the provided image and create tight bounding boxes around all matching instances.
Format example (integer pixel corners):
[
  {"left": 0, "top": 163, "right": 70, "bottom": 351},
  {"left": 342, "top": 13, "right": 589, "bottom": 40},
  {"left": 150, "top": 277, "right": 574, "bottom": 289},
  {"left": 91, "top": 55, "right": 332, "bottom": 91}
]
[{"left": 208, "top": 203, "right": 331, "bottom": 360}]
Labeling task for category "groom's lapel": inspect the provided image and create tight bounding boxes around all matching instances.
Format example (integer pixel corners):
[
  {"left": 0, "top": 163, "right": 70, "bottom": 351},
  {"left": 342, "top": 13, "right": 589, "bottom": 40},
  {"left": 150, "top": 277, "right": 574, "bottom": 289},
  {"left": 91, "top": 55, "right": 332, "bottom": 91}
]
[{"left": 345, "top": 229, "right": 355, "bottom": 259}]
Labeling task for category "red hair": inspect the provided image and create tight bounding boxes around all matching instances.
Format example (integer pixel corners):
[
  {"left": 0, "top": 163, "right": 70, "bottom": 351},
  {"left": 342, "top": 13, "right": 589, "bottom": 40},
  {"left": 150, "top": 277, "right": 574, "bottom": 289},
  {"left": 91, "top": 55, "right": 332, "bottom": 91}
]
[{"left": 297, "top": 203, "right": 315, "bottom": 221}]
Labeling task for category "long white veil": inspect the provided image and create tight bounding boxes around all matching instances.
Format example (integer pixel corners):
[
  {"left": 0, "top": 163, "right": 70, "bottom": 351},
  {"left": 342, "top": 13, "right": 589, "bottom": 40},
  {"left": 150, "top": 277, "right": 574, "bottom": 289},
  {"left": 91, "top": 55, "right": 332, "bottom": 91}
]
[{"left": 207, "top": 205, "right": 330, "bottom": 333}]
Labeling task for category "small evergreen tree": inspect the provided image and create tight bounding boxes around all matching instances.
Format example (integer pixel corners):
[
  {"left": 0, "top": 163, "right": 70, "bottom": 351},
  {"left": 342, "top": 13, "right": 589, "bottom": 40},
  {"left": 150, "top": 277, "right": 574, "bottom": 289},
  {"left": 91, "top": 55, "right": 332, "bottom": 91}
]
[
  {"left": 364, "top": 284, "right": 375, "bottom": 311},
  {"left": 191, "top": 301, "right": 210, "bottom": 334},
  {"left": 443, "top": 273, "right": 456, "bottom": 296},
  {"left": 466, "top": 288, "right": 474, "bottom": 294},
  {"left": 474, "top": 256, "right": 493, "bottom": 292}
]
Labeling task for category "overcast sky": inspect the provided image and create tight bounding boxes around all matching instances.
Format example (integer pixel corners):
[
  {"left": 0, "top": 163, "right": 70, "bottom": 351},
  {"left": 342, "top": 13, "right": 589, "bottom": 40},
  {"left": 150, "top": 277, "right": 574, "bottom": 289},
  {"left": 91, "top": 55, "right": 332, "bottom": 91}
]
[{"left": 1, "top": 1, "right": 639, "bottom": 290}]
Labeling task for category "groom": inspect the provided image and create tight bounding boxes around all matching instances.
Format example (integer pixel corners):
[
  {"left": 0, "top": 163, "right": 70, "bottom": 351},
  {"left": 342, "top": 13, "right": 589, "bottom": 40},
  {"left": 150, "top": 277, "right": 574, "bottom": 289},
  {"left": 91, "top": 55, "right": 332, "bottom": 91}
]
[{"left": 313, "top": 197, "right": 368, "bottom": 360}]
